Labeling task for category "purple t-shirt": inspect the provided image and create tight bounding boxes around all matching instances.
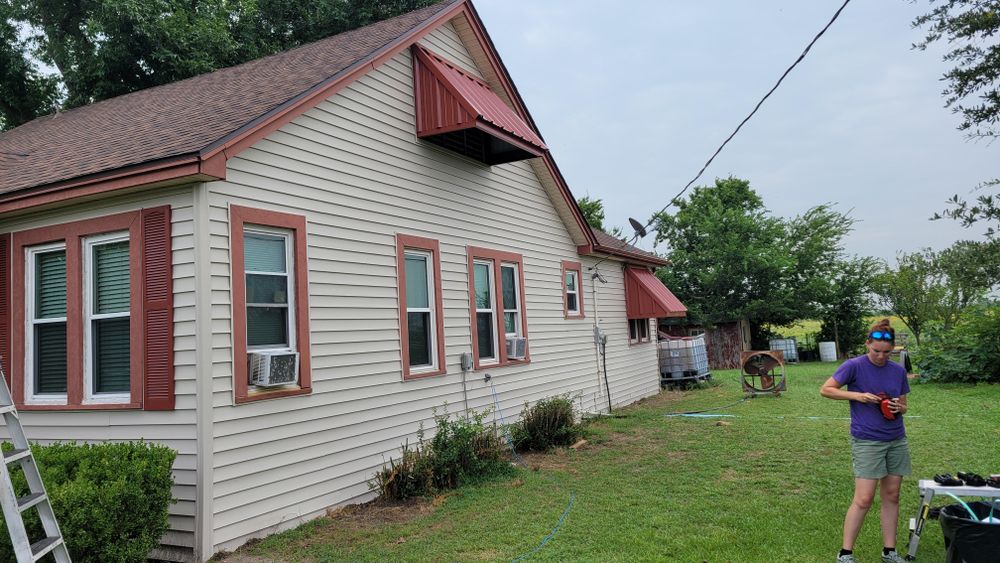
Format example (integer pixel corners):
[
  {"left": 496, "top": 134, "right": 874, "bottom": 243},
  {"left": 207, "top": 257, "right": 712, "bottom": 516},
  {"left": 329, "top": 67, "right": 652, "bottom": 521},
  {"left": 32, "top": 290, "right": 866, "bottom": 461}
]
[{"left": 832, "top": 355, "right": 910, "bottom": 441}]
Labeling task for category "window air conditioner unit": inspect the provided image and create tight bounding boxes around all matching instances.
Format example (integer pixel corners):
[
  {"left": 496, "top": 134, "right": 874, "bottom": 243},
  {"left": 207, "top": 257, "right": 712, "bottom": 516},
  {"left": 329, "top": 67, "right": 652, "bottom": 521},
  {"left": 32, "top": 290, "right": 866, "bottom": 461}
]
[
  {"left": 248, "top": 351, "right": 299, "bottom": 387},
  {"left": 505, "top": 336, "right": 528, "bottom": 360}
]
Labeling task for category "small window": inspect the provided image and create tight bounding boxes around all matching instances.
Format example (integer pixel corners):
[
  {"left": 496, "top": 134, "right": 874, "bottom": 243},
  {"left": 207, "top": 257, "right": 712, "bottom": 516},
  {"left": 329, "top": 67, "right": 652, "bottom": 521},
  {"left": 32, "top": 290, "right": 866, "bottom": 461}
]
[
  {"left": 629, "top": 318, "right": 650, "bottom": 344},
  {"left": 396, "top": 234, "right": 446, "bottom": 379},
  {"left": 473, "top": 260, "right": 497, "bottom": 364},
  {"left": 230, "top": 204, "right": 312, "bottom": 404},
  {"left": 561, "top": 261, "right": 584, "bottom": 317},
  {"left": 26, "top": 243, "right": 69, "bottom": 403},
  {"left": 244, "top": 228, "right": 295, "bottom": 353},
  {"left": 405, "top": 250, "right": 435, "bottom": 370},
  {"left": 84, "top": 232, "right": 131, "bottom": 403}
]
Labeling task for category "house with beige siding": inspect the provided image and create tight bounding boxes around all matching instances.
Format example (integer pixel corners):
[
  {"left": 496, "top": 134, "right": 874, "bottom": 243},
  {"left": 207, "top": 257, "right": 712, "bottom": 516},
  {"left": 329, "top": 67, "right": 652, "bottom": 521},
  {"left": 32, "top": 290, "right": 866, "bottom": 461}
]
[{"left": 0, "top": 1, "right": 687, "bottom": 560}]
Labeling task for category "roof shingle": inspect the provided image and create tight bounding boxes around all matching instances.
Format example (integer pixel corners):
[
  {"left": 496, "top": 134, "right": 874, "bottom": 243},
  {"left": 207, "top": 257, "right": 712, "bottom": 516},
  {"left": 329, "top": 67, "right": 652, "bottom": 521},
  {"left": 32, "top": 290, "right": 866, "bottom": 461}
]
[
  {"left": 591, "top": 228, "right": 667, "bottom": 265},
  {"left": 0, "top": 1, "right": 457, "bottom": 195}
]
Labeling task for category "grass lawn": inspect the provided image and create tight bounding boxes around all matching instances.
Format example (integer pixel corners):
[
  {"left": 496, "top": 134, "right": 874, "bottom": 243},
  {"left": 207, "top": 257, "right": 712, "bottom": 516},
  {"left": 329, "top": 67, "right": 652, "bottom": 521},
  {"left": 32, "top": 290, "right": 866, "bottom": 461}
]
[{"left": 222, "top": 363, "right": 1000, "bottom": 562}]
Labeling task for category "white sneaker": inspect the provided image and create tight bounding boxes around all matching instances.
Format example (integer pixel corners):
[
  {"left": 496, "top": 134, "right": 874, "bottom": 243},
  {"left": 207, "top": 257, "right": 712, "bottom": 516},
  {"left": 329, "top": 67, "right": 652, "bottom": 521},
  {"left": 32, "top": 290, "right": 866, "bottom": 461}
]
[
  {"left": 881, "top": 551, "right": 907, "bottom": 563},
  {"left": 837, "top": 554, "right": 855, "bottom": 563}
]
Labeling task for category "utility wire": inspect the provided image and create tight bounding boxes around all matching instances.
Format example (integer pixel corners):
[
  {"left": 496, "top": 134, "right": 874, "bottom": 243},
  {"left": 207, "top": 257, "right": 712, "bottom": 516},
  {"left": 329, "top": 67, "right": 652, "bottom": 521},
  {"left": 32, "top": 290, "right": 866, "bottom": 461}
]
[{"left": 643, "top": 0, "right": 853, "bottom": 233}]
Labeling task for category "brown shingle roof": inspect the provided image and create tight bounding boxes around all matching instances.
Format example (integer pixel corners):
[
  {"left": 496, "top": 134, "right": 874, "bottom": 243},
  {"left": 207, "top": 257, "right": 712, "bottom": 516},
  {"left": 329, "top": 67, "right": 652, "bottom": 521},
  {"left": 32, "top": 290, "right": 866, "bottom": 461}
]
[
  {"left": 0, "top": 1, "right": 457, "bottom": 195},
  {"left": 591, "top": 228, "right": 668, "bottom": 266}
]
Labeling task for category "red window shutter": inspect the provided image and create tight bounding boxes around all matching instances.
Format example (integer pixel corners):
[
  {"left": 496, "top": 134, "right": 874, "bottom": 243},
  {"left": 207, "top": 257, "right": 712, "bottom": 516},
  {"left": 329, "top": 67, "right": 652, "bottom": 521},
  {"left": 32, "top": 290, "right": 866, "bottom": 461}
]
[
  {"left": 0, "top": 233, "right": 10, "bottom": 389},
  {"left": 141, "top": 207, "right": 174, "bottom": 410}
]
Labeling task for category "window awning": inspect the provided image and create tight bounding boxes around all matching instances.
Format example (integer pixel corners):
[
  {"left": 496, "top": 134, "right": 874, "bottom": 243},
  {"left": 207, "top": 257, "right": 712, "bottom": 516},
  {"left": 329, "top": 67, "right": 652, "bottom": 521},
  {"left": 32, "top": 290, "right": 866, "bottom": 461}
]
[
  {"left": 412, "top": 45, "right": 547, "bottom": 165},
  {"left": 625, "top": 268, "right": 687, "bottom": 319}
]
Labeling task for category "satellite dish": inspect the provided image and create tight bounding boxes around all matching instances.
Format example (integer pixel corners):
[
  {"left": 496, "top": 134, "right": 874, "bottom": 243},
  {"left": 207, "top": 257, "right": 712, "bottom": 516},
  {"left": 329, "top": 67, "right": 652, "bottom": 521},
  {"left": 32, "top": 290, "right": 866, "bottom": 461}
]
[{"left": 628, "top": 217, "right": 647, "bottom": 238}]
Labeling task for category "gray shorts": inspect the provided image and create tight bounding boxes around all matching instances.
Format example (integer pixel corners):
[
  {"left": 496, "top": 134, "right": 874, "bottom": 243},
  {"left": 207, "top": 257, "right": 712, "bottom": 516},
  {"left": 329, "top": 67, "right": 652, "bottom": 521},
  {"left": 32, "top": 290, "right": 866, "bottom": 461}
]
[{"left": 850, "top": 436, "right": 912, "bottom": 480}]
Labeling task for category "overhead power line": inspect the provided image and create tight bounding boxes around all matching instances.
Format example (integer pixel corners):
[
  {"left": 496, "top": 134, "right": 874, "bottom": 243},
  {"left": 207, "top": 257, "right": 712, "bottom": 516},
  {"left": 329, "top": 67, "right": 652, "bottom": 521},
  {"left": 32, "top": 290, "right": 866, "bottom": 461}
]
[{"left": 644, "top": 0, "right": 853, "bottom": 233}]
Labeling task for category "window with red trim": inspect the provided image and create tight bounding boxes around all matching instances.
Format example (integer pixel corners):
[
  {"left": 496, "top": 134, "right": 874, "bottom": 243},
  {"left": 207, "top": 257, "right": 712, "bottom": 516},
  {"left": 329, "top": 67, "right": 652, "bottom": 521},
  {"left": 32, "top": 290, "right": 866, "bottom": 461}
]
[
  {"left": 230, "top": 205, "right": 312, "bottom": 403},
  {"left": 467, "top": 247, "right": 529, "bottom": 369},
  {"left": 7, "top": 208, "right": 173, "bottom": 410},
  {"left": 628, "top": 318, "right": 651, "bottom": 344},
  {"left": 397, "top": 234, "right": 446, "bottom": 379},
  {"left": 561, "top": 260, "right": 584, "bottom": 318}
]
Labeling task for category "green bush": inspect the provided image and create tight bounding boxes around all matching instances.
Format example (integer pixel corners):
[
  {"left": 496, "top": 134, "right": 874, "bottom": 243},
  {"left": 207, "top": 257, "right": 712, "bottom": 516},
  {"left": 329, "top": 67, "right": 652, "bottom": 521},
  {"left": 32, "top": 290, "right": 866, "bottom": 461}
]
[
  {"left": 371, "top": 408, "right": 511, "bottom": 500},
  {"left": 511, "top": 396, "right": 580, "bottom": 451},
  {"left": 427, "top": 409, "right": 509, "bottom": 489},
  {"left": 911, "top": 305, "right": 1000, "bottom": 383},
  {"left": 0, "top": 441, "right": 176, "bottom": 563},
  {"left": 369, "top": 440, "right": 435, "bottom": 501}
]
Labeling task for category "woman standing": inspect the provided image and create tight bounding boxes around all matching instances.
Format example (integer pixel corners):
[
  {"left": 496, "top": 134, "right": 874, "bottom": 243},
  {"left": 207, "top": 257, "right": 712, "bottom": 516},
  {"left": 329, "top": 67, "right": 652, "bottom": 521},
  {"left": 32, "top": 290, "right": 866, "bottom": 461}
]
[{"left": 820, "top": 319, "right": 910, "bottom": 563}]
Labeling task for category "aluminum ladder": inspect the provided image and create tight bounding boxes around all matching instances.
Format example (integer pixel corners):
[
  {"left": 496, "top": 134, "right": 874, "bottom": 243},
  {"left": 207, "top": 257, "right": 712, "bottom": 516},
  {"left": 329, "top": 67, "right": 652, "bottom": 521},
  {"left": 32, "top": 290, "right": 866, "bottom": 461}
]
[{"left": 0, "top": 367, "right": 70, "bottom": 562}]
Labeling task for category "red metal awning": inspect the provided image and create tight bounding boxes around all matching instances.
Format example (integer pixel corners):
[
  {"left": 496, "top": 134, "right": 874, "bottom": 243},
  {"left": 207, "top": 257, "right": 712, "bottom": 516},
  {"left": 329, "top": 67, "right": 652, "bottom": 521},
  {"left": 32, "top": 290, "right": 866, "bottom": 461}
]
[
  {"left": 625, "top": 268, "right": 687, "bottom": 319},
  {"left": 412, "top": 45, "right": 547, "bottom": 164}
]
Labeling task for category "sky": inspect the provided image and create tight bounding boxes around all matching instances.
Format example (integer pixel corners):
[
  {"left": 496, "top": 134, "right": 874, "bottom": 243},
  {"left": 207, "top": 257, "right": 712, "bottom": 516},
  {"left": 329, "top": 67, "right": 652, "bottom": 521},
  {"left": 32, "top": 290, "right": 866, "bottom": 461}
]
[{"left": 472, "top": 0, "right": 997, "bottom": 263}]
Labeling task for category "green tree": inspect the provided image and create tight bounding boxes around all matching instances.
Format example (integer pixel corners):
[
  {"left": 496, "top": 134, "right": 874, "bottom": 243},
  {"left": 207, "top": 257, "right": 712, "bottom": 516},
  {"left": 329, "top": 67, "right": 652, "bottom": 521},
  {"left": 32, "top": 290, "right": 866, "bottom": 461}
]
[
  {"left": 577, "top": 195, "right": 606, "bottom": 230},
  {"left": 0, "top": 1, "right": 60, "bottom": 130},
  {"left": 933, "top": 180, "right": 1000, "bottom": 237},
  {"left": 874, "top": 241, "right": 999, "bottom": 344},
  {"left": 913, "top": 1, "right": 1000, "bottom": 139},
  {"left": 1, "top": 0, "right": 440, "bottom": 130},
  {"left": 936, "top": 238, "right": 1000, "bottom": 324},
  {"left": 575, "top": 195, "right": 625, "bottom": 239},
  {"left": 815, "top": 257, "right": 879, "bottom": 357},
  {"left": 652, "top": 177, "right": 855, "bottom": 342},
  {"left": 913, "top": 1, "right": 1000, "bottom": 234},
  {"left": 872, "top": 250, "right": 944, "bottom": 345}
]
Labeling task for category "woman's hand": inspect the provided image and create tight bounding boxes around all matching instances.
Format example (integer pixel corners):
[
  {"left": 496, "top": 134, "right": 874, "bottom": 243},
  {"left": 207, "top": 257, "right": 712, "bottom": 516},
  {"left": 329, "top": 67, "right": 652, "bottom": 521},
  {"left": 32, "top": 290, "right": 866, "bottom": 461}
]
[
  {"left": 888, "top": 398, "right": 906, "bottom": 415},
  {"left": 854, "top": 392, "right": 882, "bottom": 404}
]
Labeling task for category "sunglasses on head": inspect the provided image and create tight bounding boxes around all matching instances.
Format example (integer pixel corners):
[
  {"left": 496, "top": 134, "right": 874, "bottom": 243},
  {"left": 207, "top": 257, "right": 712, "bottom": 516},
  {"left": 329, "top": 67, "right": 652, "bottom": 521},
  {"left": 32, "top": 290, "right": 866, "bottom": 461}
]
[{"left": 869, "top": 331, "right": 894, "bottom": 341}]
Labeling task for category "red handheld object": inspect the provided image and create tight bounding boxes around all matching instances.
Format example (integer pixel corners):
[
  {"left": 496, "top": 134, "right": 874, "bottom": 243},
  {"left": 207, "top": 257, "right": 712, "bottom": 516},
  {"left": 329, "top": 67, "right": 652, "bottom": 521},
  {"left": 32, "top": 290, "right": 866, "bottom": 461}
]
[{"left": 876, "top": 392, "right": 895, "bottom": 421}]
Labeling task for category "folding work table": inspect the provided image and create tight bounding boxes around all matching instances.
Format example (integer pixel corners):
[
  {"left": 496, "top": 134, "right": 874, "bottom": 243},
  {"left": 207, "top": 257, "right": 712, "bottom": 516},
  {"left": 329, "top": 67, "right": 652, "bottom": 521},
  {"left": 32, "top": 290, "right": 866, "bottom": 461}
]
[{"left": 905, "top": 478, "right": 1000, "bottom": 560}]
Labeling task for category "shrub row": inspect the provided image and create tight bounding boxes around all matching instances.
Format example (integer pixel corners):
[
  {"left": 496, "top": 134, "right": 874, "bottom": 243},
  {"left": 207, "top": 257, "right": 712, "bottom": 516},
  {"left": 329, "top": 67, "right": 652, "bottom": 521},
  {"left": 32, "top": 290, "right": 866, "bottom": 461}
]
[
  {"left": 0, "top": 441, "right": 176, "bottom": 563},
  {"left": 912, "top": 305, "right": 1000, "bottom": 383},
  {"left": 372, "top": 397, "right": 582, "bottom": 501},
  {"left": 371, "top": 409, "right": 511, "bottom": 500}
]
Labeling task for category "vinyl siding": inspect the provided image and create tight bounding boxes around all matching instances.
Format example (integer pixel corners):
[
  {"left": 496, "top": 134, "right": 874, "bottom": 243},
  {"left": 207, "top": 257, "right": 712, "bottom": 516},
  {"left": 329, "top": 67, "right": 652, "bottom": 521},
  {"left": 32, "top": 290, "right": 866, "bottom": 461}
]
[
  {"left": 206, "top": 22, "right": 659, "bottom": 552},
  {"left": 0, "top": 187, "right": 199, "bottom": 555}
]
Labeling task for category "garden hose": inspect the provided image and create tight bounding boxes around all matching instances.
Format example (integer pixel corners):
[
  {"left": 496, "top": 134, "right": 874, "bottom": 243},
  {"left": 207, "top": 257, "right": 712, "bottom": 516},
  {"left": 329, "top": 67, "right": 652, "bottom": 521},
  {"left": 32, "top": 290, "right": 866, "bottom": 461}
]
[
  {"left": 487, "top": 379, "right": 576, "bottom": 561},
  {"left": 664, "top": 397, "right": 748, "bottom": 416},
  {"left": 941, "top": 492, "right": 981, "bottom": 521}
]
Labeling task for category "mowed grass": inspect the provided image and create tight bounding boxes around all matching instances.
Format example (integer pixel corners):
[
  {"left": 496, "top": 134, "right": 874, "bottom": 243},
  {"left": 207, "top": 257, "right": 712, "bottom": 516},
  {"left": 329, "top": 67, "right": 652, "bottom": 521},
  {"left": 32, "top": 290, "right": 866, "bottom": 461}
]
[{"left": 224, "top": 363, "right": 1000, "bottom": 562}]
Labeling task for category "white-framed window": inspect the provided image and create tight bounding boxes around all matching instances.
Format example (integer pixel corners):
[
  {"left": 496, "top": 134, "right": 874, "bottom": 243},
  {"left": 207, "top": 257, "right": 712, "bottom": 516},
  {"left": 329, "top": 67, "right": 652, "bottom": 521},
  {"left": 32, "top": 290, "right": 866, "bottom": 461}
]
[
  {"left": 500, "top": 263, "right": 522, "bottom": 338},
  {"left": 83, "top": 232, "right": 131, "bottom": 404},
  {"left": 25, "top": 243, "right": 68, "bottom": 404},
  {"left": 473, "top": 259, "right": 497, "bottom": 363},
  {"left": 629, "top": 318, "right": 650, "bottom": 344},
  {"left": 404, "top": 249, "right": 437, "bottom": 372},
  {"left": 244, "top": 227, "right": 296, "bottom": 356},
  {"left": 565, "top": 270, "right": 580, "bottom": 315}
]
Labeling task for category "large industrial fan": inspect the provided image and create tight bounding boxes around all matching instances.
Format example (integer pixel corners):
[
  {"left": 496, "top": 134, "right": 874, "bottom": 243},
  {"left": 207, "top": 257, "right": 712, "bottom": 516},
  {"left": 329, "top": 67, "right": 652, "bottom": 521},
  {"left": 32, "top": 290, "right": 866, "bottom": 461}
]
[{"left": 740, "top": 350, "right": 786, "bottom": 397}]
